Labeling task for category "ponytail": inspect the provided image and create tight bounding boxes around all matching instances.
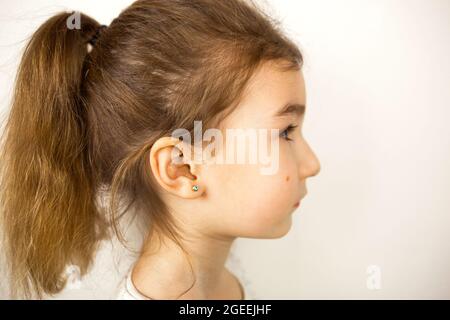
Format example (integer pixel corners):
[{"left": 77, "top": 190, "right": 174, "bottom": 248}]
[{"left": 0, "top": 12, "right": 105, "bottom": 298}]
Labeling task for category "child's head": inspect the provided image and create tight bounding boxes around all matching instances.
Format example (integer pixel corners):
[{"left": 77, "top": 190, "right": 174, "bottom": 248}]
[
  {"left": 0, "top": 0, "right": 319, "bottom": 298},
  {"left": 150, "top": 60, "right": 320, "bottom": 242}
]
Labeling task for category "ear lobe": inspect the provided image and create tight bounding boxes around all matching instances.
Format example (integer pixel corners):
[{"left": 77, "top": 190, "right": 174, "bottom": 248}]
[{"left": 149, "top": 136, "right": 203, "bottom": 199}]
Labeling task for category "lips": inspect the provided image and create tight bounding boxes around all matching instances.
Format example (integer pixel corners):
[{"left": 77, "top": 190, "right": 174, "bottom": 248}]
[{"left": 294, "top": 193, "right": 307, "bottom": 208}]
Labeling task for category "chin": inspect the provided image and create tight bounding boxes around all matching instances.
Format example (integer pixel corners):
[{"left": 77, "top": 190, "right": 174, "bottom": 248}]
[
  {"left": 256, "top": 216, "right": 293, "bottom": 239},
  {"left": 271, "top": 222, "right": 293, "bottom": 238}
]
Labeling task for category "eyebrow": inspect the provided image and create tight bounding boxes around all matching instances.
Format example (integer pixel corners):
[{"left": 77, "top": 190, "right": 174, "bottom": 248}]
[{"left": 273, "top": 103, "right": 306, "bottom": 118}]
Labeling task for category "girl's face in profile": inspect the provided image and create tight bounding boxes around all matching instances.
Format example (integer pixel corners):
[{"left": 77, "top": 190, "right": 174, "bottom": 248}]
[{"left": 198, "top": 61, "right": 321, "bottom": 239}]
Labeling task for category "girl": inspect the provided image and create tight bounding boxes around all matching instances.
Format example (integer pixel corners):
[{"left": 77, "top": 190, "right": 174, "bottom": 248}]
[{"left": 0, "top": 0, "right": 320, "bottom": 299}]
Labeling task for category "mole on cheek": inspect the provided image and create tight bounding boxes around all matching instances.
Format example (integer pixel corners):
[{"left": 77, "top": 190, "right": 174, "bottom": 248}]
[{"left": 285, "top": 176, "right": 290, "bottom": 182}]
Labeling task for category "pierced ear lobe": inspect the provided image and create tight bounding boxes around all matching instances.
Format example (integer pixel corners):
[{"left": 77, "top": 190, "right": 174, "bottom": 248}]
[{"left": 178, "top": 162, "right": 204, "bottom": 199}]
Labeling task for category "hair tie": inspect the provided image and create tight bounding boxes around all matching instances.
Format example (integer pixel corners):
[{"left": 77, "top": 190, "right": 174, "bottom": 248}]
[{"left": 88, "top": 25, "right": 108, "bottom": 46}]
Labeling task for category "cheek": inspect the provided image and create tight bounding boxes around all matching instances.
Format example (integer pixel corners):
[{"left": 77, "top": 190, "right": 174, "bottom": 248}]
[
  {"left": 201, "top": 143, "right": 298, "bottom": 238},
  {"left": 246, "top": 176, "right": 295, "bottom": 238},
  {"left": 249, "top": 169, "right": 296, "bottom": 226},
  {"left": 222, "top": 157, "right": 298, "bottom": 237}
]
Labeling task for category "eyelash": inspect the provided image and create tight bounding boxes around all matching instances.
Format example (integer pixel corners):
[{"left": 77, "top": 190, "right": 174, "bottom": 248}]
[{"left": 280, "top": 124, "right": 298, "bottom": 141}]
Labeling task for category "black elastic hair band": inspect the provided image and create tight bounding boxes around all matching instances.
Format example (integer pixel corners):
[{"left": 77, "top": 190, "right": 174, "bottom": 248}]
[{"left": 88, "top": 25, "right": 108, "bottom": 46}]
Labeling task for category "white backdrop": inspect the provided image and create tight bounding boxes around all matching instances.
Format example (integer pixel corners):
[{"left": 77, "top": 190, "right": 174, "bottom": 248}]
[{"left": 1, "top": 0, "right": 449, "bottom": 299}]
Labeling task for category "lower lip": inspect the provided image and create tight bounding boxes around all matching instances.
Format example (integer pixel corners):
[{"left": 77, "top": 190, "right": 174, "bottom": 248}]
[{"left": 294, "top": 201, "right": 300, "bottom": 208}]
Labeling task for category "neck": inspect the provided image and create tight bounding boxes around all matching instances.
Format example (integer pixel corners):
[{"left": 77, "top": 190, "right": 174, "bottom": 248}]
[{"left": 131, "top": 228, "right": 236, "bottom": 299}]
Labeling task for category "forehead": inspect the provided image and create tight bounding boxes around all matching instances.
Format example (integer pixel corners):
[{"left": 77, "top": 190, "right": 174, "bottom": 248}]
[{"left": 221, "top": 60, "right": 306, "bottom": 128}]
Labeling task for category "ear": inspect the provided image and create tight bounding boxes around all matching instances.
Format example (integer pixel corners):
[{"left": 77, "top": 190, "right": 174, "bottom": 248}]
[{"left": 149, "top": 136, "right": 203, "bottom": 199}]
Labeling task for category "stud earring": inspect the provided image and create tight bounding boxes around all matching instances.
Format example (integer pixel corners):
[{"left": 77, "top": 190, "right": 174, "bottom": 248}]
[{"left": 192, "top": 185, "right": 199, "bottom": 192}]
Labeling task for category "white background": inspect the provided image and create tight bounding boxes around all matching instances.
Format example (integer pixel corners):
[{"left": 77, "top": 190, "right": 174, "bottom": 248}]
[{"left": 0, "top": 0, "right": 449, "bottom": 299}]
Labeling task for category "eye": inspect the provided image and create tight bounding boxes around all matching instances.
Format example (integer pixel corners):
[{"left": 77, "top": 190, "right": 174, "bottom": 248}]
[{"left": 280, "top": 124, "right": 298, "bottom": 141}]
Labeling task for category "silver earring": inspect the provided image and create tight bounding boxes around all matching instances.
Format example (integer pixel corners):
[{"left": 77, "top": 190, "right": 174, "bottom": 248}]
[{"left": 192, "top": 185, "right": 199, "bottom": 192}]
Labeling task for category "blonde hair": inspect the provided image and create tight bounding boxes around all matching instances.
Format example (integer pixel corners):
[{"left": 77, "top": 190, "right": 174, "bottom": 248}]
[{"left": 0, "top": 0, "right": 303, "bottom": 298}]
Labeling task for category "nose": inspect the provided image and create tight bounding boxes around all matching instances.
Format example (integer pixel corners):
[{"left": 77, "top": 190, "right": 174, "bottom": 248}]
[{"left": 297, "top": 138, "right": 321, "bottom": 180}]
